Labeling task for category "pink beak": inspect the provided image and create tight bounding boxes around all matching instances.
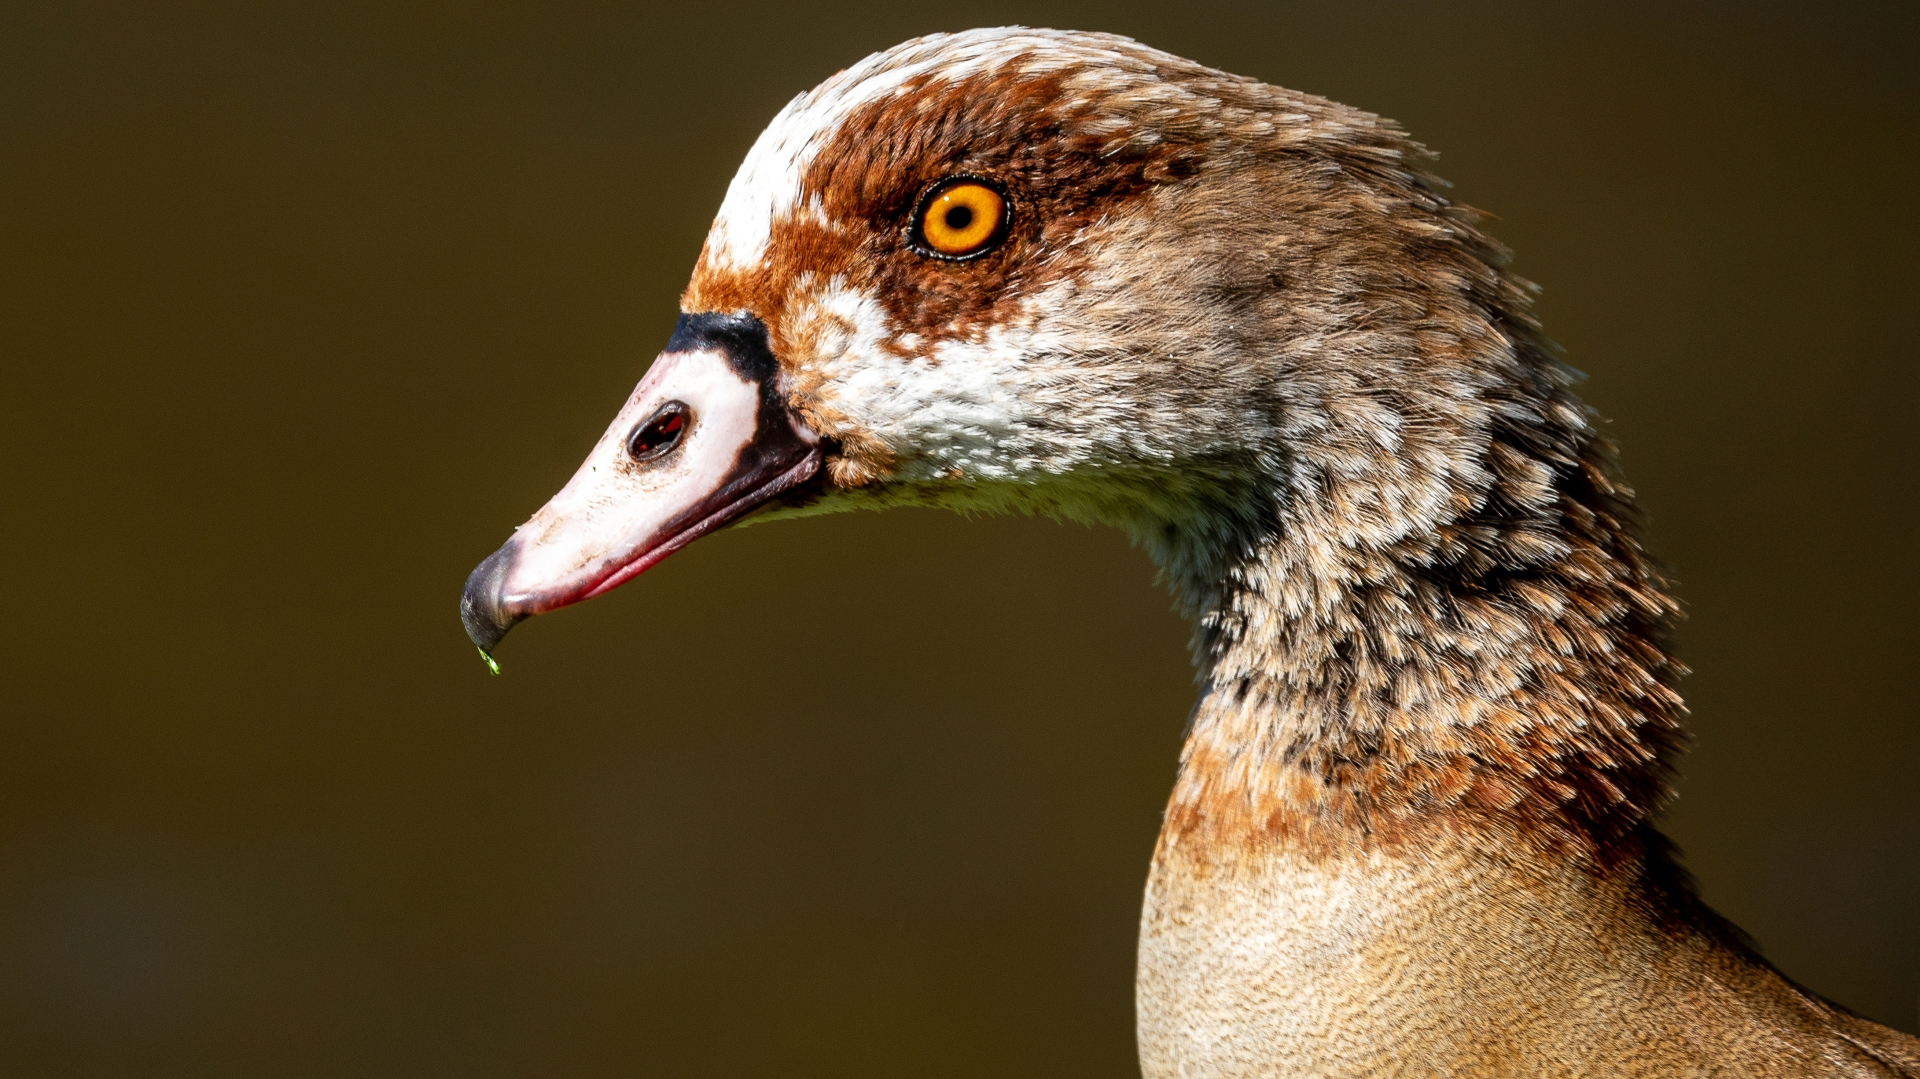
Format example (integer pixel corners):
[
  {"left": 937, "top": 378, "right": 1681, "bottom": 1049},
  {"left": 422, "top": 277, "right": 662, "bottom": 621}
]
[{"left": 461, "top": 313, "right": 820, "bottom": 661}]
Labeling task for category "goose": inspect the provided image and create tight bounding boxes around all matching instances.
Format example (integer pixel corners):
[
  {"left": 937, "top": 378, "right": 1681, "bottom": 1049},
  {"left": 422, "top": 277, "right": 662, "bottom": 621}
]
[{"left": 460, "top": 28, "right": 1919, "bottom": 1077}]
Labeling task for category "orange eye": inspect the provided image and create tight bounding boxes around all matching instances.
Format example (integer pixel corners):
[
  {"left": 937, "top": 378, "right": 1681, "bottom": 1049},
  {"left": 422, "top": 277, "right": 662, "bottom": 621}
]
[{"left": 915, "top": 179, "right": 1006, "bottom": 258}]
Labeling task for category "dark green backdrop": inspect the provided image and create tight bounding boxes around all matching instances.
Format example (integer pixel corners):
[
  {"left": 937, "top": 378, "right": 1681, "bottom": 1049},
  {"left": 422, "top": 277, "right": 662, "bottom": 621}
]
[{"left": 3, "top": 2, "right": 1914, "bottom": 1075}]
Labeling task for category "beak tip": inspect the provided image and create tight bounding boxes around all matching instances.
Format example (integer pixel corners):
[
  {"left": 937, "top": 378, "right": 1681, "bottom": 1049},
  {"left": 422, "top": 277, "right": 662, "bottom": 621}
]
[{"left": 461, "top": 538, "right": 526, "bottom": 658}]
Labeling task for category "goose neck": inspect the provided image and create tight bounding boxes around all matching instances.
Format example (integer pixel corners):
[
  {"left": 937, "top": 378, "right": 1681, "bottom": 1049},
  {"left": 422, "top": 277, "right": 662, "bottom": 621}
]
[{"left": 1156, "top": 477, "right": 1687, "bottom": 864}]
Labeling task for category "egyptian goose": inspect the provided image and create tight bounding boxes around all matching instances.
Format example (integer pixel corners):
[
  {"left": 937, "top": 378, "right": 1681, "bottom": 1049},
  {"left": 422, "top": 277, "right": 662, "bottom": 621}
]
[{"left": 461, "top": 28, "right": 1919, "bottom": 1077}]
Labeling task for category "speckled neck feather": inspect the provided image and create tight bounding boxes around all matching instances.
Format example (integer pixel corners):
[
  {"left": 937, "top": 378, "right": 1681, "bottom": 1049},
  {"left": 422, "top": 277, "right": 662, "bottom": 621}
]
[{"left": 1154, "top": 187, "right": 1688, "bottom": 868}]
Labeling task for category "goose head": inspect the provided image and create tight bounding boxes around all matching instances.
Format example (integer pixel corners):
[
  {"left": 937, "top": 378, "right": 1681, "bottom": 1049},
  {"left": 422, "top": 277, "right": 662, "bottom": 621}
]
[{"left": 462, "top": 27, "right": 1618, "bottom": 689}]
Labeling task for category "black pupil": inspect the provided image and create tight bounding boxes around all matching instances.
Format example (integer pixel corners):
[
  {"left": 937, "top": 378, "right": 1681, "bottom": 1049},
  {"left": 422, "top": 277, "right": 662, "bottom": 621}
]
[
  {"left": 629, "top": 405, "right": 687, "bottom": 460},
  {"left": 943, "top": 204, "right": 973, "bottom": 231}
]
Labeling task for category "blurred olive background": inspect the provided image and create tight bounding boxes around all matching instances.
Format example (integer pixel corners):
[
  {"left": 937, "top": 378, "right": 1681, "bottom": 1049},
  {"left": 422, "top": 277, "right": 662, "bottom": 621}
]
[{"left": 2, "top": 1, "right": 1915, "bottom": 1075}]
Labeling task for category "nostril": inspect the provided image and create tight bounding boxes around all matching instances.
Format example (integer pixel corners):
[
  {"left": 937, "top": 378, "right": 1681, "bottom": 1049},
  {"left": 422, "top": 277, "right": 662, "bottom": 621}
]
[{"left": 627, "top": 401, "right": 690, "bottom": 462}]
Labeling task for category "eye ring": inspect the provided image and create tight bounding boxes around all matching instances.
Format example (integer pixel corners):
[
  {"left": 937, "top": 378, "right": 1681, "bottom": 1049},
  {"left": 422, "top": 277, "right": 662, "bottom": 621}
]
[
  {"left": 909, "top": 176, "right": 1008, "bottom": 260},
  {"left": 627, "top": 401, "right": 690, "bottom": 463}
]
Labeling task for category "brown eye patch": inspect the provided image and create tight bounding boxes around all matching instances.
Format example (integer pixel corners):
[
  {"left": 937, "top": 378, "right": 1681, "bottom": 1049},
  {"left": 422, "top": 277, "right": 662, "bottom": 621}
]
[
  {"left": 911, "top": 178, "right": 1007, "bottom": 259},
  {"left": 685, "top": 65, "right": 1197, "bottom": 359}
]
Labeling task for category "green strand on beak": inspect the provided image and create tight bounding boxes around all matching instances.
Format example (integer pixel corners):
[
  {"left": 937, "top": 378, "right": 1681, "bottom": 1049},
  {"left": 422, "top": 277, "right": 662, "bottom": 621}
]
[{"left": 476, "top": 647, "right": 502, "bottom": 676}]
